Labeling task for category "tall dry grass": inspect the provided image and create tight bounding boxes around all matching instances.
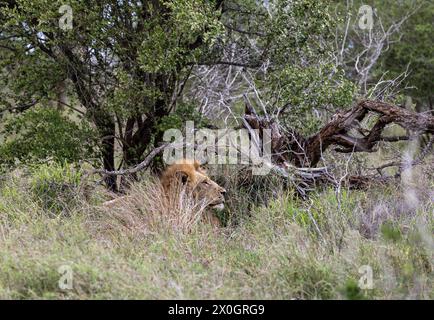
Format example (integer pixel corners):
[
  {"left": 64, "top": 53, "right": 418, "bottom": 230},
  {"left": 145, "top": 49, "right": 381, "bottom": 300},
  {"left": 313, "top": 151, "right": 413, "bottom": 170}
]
[
  {"left": 97, "top": 176, "right": 212, "bottom": 235},
  {"left": 0, "top": 160, "right": 432, "bottom": 299}
]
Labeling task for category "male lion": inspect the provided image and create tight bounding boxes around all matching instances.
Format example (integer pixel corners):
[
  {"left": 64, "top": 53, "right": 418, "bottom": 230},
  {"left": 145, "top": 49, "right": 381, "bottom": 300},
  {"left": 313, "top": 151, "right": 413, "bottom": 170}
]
[
  {"left": 103, "top": 159, "right": 226, "bottom": 228},
  {"left": 160, "top": 159, "right": 226, "bottom": 227}
]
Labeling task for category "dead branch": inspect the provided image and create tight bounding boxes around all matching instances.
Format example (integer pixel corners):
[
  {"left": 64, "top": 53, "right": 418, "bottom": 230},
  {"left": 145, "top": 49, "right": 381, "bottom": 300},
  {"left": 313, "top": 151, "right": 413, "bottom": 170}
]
[
  {"left": 242, "top": 99, "right": 434, "bottom": 191},
  {"left": 79, "top": 143, "right": 169, "bottom": 193},
  {"left": 89, "top": 143, "right": 169, "bottom": 178}
]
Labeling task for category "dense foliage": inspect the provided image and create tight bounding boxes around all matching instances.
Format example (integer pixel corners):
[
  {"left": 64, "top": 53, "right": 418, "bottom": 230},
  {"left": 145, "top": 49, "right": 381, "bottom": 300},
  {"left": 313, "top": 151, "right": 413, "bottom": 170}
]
[{"left": 0, "top": 107, "right": 97, "bottom": 170}]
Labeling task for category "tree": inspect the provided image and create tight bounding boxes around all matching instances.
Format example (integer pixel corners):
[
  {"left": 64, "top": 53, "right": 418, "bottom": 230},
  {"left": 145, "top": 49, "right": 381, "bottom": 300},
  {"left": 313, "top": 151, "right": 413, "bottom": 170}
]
[
  {"left": 0, "top": 0, "right": 339, "bottom": 191},
  {"left": 1, "top": 0, "right": 225, "bottom": 190},
  {"left": 374, "top": 0, "right": 434, "bottom": 110}
]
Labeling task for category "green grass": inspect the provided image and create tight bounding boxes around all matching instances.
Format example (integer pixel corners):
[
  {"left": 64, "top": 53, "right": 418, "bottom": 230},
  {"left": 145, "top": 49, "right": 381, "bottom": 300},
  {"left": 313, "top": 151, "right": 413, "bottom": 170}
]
[{"left": 0, "top": 164, "right": 432, "bottom": 299}]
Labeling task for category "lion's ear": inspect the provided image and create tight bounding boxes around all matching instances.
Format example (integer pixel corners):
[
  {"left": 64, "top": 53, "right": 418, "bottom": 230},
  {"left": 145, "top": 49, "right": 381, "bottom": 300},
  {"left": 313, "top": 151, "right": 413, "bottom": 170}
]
[
  {"left": 175, "top": 171, "right": 189, "bottom": 185},
  {"left": 193, "top": 160, "right": 201, "bottom": 171}
]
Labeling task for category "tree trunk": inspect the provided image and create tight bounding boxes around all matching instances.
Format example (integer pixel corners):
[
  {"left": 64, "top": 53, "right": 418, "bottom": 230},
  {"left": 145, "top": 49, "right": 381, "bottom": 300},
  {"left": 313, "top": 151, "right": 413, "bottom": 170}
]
[
  {"left": 119, "top": 78, "right": 172, "bottom": 187},
  {"left": 95, "top": 117, "right": 117, "bottom": 192}
]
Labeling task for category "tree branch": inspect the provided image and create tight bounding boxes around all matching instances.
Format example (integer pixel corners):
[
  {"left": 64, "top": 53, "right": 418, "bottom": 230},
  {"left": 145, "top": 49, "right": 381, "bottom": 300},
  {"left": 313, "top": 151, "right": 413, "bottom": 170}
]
[{"left": 87, "top": 143, "right": 169, "bottom": 178}]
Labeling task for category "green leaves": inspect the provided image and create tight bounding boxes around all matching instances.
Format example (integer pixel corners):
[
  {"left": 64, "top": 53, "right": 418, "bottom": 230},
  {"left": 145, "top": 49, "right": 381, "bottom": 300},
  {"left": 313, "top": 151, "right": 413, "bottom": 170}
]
[
  {"left": 138, "top": 0, "right": 223, "bottom": 73},
  {"left": 270, "top": 64, "right": 357, "bottom": 134},
  {"left": 0, "top": 107, "right": 98, "bottom": 170},
  {"left": 377, "top": 0, "right": 434, "bottom": 102},
  {"left": 156, "top": 103, "right": 208, "bottom": 133}
]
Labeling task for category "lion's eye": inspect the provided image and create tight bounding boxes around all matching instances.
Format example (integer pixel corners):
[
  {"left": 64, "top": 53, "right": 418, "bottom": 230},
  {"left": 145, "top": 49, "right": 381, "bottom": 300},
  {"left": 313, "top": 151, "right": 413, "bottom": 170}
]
[{"left": 202, "top": 180, "right": 210, "bottom": 185}]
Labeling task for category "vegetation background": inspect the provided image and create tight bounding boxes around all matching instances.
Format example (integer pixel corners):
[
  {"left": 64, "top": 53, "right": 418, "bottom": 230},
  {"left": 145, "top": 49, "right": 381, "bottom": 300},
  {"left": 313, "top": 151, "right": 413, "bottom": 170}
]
[{"left": 0, "top": 0, "right": 432, "bottom": 299}]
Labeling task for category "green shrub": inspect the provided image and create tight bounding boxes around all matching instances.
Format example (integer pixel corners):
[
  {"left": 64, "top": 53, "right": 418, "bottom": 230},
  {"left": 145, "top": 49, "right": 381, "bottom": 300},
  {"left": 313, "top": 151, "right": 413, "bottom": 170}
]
[
  {"left": 0, "top": 106, "right": 98, "bottom": 171},
  {"left": 29, "top": 162, "right": 83, "bottom": 215}
]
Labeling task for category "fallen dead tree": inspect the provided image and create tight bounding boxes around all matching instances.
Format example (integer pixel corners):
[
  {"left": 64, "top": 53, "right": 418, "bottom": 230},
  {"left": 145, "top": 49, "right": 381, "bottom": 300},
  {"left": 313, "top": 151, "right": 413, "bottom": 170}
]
[{"left": 242, "top": 99, "right": 434, "bottom": 194}]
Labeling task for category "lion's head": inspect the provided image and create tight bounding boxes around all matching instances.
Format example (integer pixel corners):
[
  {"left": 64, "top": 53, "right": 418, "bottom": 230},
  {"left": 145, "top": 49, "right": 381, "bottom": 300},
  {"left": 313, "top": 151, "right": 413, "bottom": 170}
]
[{"left": 160, "top": 159, "right": 226, "bottom": 210}]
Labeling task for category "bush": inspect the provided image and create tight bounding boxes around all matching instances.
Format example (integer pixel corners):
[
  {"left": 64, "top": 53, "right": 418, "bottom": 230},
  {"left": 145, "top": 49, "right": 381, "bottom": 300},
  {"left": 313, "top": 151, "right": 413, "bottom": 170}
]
[
  {"left": 29, "top": 162, "right": 83, "bottom": 215},
  {"left": 0, "top": 106, "right": 98, "bottom": 171}
]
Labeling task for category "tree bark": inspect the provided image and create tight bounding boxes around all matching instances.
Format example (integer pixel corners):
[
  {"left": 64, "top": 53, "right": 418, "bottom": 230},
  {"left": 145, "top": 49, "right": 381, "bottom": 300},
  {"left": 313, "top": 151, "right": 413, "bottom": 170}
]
[{"left": 94, "top": 116, "right": 117, "bottom": 192}]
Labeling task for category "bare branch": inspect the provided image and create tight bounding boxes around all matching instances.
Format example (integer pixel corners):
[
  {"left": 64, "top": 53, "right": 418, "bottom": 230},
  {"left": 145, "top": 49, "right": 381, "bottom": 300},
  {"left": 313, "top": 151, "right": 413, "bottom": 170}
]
[{"left": 83, "top": 143, "right": 169, "bottom": 182}]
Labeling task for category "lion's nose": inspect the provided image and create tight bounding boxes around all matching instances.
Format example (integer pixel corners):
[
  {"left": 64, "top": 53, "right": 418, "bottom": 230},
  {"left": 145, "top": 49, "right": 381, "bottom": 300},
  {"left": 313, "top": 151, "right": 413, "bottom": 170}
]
[{"left": 221, "top": 189, "right": 227, "bottom": 196}]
